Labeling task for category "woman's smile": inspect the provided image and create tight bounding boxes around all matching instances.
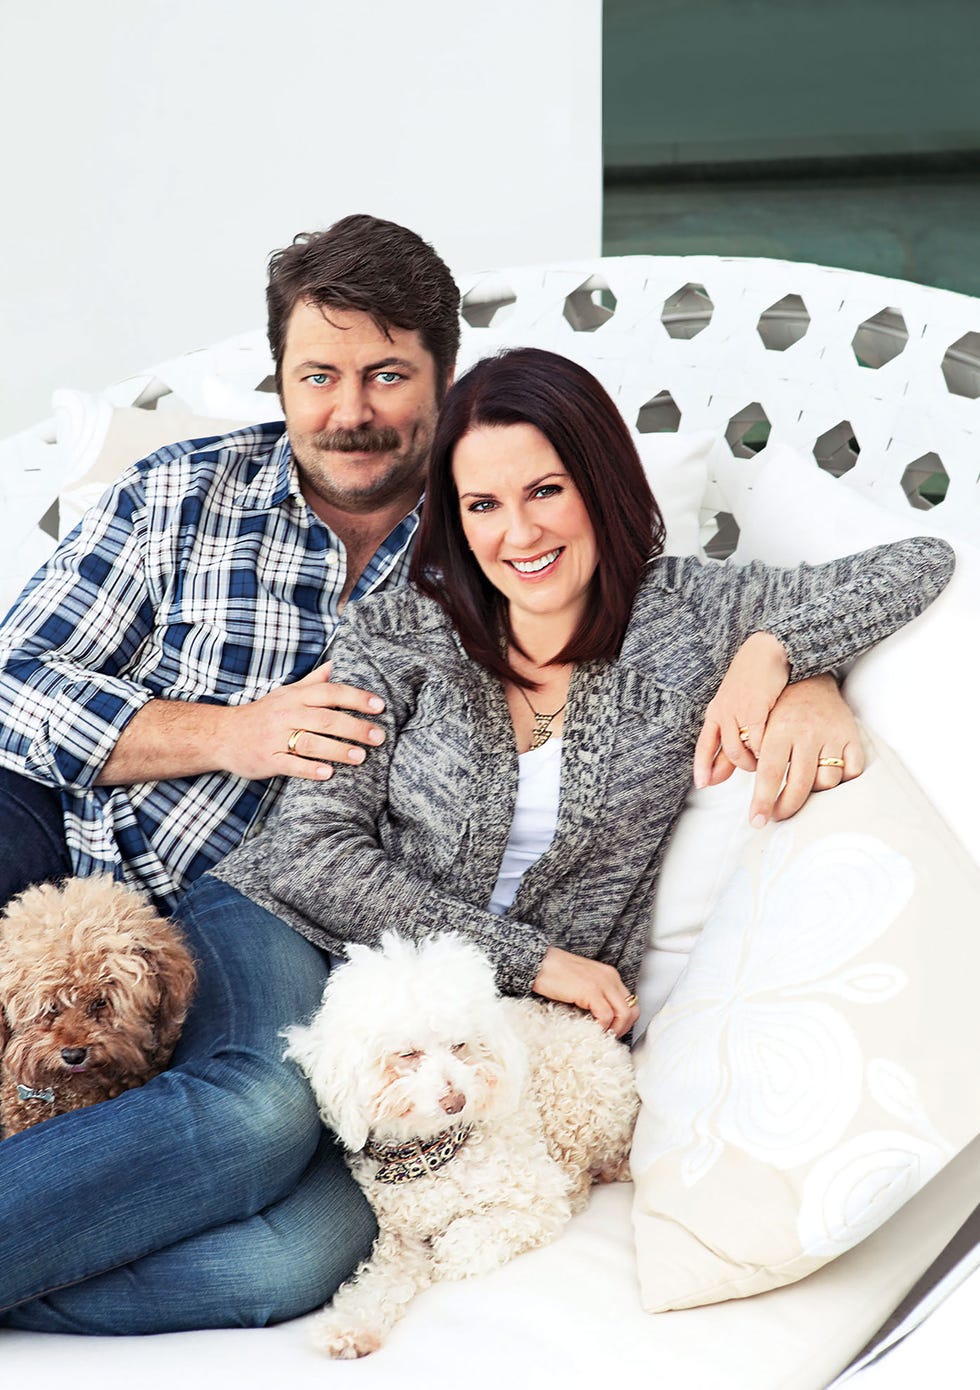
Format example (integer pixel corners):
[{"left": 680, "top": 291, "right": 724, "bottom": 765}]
[{"left": 505, "top": 547, "right": 564, "bottom": 577}]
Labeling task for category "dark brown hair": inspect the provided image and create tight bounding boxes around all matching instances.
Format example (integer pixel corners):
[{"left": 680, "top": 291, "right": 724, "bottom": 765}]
[
  {"left": 411, "top": 347, "right": 665, "bottom": 686},
  {"left": 266, "top": 214, "right": 460, "bottom": 396}
]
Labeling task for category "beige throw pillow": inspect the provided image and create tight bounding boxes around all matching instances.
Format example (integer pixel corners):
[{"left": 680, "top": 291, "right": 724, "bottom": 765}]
[{"left": 631, "top": 728, "right": 980, "bottom": 1311}]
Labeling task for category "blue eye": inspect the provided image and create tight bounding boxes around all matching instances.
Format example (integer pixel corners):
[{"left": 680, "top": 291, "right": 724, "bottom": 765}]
[
  {"left": 306, "top": 373, "right": 329, "bottom": 386},
  {"left": 375, "top": 371, "right": 403, "bottom": 385}
]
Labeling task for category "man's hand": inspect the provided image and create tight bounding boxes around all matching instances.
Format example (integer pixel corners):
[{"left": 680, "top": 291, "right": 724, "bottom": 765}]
[
  {"left": 693, "top": 671, "right": 864, "bottom": 826},
  {"left": 220, "top": 663, "right": 387, "bottom": 781},
  {"left": 95, "top": 663, "right": 388, "bottom": 786}
]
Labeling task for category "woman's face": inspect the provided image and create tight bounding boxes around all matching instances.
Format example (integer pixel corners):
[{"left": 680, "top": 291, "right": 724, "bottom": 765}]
[{"left": 452, "top": 423, "right": 598, "bottom": 633}]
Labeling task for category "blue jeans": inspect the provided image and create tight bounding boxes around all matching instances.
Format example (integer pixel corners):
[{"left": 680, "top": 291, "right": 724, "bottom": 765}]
[
  {"left": 0, "top": 875, "right": 376, "bottom": 1333},
  {"left": 0, "top": 766, "right": 72, "bottom": 903}
]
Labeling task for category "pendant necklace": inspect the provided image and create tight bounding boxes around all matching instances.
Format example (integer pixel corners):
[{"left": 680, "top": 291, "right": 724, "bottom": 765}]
[{"left": 515, "top": 684, "right": 567, "bottom": 751}]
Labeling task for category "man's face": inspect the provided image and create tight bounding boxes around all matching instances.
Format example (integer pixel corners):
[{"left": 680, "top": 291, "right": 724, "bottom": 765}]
[{"left": 280, "top": 299, "right": 444, "bottom": 521}]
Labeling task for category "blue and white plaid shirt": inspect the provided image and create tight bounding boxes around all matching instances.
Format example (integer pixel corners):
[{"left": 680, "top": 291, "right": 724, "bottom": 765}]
[{"left": 0, "top": 423, "right": 419, "bottom": 909}]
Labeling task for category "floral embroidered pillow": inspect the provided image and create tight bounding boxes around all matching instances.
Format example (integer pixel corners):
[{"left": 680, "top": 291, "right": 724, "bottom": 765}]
[{"left": 630, "top": 727, "right": 980, "bottom": 1311}]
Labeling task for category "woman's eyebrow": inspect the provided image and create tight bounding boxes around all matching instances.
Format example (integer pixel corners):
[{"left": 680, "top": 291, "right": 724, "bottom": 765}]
[{"left": 459, "top": 471, "right": 567, "bottom": 501}]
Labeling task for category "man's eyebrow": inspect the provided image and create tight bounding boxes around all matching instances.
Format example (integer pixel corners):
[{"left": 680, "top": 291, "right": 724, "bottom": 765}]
[{"left": 292, "top": 356, "right": 417, "bottom": 374}]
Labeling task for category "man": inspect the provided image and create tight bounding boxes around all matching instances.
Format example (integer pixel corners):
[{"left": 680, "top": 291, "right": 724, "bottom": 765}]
[
  {"left": 0, "top": 215, "right": 460, "bottom": 912},
  {"left": 0, "top": 214, "right": 861, "bottom": 1333}
]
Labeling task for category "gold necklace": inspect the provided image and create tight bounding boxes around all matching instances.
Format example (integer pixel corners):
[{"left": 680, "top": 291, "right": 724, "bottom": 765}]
[{"left": 515, "top": 684, "right": 567, "bottom": 751}]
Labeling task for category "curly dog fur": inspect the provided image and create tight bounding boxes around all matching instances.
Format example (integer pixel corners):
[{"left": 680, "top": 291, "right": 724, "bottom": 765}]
[
  {"left": 284, "top": 933, "right": 638, "bottom": 1358},
  {"left": 0, "top": 876, "right": 196, "bottom": 1137}
]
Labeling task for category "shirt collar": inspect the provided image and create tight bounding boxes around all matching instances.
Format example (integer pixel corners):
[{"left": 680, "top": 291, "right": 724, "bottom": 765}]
[{"left": 232, "top": 430, "right": 296, "bottom": 511}]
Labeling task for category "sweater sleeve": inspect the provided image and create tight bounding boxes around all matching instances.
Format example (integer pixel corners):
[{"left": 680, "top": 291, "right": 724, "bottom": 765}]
[
  {"left": 218, "top": 604, "right": 552, "bottom": 996},
  {"left": 687, "top": 536, "right": 955, "bottom": 682},
  {"left": 0, "top": 470, "right": 156, "bottom": 789}
]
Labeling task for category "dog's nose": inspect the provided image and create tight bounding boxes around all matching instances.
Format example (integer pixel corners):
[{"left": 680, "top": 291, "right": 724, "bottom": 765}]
[
  {"left": 60, "top": 1047, "right": 88, "bottom": 1067},
  {"left": 440, "top": 1088, "right": 466, "bottom": 1116}
]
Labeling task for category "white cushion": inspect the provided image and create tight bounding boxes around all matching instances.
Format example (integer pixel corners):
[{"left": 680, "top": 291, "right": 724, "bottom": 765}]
[
  {"left": 635, "top": 428, "right": 720, "bottom": 559},
  {"left": 635, "top": 771, "right": 754, "bottom": 1032},
  {"left": 632, "top": 728, "right": 980, "bottom": 1311},
  {"left": 727, "top": 442, "right": 980, "bottom": 865}
]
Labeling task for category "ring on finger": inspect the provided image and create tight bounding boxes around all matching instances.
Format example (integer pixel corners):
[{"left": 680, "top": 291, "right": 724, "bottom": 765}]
[
  {"left": 625, "top": 993, "right": 638, "bottom": 1008},
  {"left": 816, "top": 756, "right": 846, "bottom": 768},
  {"left": 738, "top": 727, "right": 751, "bottom": 744},
  {"left": 286, "top": 728, "right": 306, "bottom": 755}
]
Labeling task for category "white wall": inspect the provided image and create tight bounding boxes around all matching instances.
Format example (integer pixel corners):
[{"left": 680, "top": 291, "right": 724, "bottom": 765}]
[{"left": 0, "top": 0, "right": 602, "bottom": 437}]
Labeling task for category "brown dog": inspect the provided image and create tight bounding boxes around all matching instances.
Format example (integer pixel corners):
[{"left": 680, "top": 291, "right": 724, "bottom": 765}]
[{"left": 0, "top": 876, "right": 196, "bottom": 1137}]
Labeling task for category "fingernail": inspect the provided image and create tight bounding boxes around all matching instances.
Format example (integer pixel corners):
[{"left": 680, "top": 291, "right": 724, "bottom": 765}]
[
  {"left": 751, "top": 813, "right": 767, "bottom": 829},
  {"left": 368, "top": 728, "right": 385, "bottom": 745},
  {"left": 347, "top": 747, "right": 366, "bottom": 763},
  {"left": 693, "top": 772, "right": 706, "bottom": 789},
  {"left": 315, "top": 765, "right": 333, "bottom": 780},
  {"left": 368, "top": 697, "right": 384, "bottom": 712}
]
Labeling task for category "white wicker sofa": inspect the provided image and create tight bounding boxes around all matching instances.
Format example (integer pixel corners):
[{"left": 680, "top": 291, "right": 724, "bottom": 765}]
[{"left": 1, "top": 255, "right": 978, "bottom": 1389}]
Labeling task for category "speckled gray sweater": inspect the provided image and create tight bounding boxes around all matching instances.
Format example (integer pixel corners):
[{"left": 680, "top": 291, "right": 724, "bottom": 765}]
[{"left": 213, "top": 540, "right": 954, "bottom": 994}]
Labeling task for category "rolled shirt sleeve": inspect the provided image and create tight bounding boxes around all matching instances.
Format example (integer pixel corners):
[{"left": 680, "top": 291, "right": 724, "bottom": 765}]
[{"left": 0, "top": 473, "right": 157, "bottom": 789}]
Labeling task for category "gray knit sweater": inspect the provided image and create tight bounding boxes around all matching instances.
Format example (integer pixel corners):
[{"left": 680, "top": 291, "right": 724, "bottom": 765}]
[{"left": 213, "top": 540, "right": 953, "bottom": 994}]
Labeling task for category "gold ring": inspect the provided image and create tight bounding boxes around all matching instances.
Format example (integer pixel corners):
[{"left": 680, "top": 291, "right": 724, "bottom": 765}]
[
  {"left": 817, "top": 757, "right": 845, "bottom": 768},
  {"left": 625, "top": 994, "right": 638, "bottom": 1008},
  {"left": 286, "top": 729, "right": 304, "bottom": 755},
  {"left": 738, "top": 727, "right": 751, "bottom": 744}
]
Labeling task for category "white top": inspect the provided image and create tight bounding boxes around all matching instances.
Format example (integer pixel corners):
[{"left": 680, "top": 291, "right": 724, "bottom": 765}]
[{"left": 489, "top": 736, "right": 563, "bottom": 915}]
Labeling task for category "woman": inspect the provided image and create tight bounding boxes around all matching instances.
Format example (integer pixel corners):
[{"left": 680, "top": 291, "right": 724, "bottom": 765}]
[
  {"left": 207, "top": 347, "right": 953, "bottom": 1036},
  {"left": 1, "top": 349, "right": 952, "bottom": 1333}
]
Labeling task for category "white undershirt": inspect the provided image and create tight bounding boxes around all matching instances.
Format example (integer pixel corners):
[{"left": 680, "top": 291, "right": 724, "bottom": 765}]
[{"left": 489, "top": 736, "right": 562, "bottom": 914}]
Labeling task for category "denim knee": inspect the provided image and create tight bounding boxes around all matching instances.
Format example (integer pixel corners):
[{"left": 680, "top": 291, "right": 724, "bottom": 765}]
[
  {"left": 154, "top": 1049, "right": 325, "bottom": 1211},
  {"left": 226, "top": 1140, "right": 378, "bottom": 1327},
  {"left": 0, "top": 1131, "right": 377, "bottom": 1335}
]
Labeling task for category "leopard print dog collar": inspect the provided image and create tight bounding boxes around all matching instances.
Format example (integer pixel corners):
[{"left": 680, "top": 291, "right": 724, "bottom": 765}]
[{"left": 364, "top": 1124, "right": 472, "bottom": 1184}]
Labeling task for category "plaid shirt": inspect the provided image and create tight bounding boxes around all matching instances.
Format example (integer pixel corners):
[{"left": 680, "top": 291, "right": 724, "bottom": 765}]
[{"left": 0, "top": 423, "right": 419, "bottom": 909}]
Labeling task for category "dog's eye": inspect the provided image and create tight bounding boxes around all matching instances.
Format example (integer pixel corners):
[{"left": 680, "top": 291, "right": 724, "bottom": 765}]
[
  {"left": 451, "top": 1043, "right": 468, "bottom": 1055},
  {"left": 398, "top": 1050, "right": 422, "bottom": 1062},
  {"left": 44, "top": 1004, "right": 61, "bottom": 1021},
  {"left": 88, "top": 998, "right": 108, "bottom": 1016}
]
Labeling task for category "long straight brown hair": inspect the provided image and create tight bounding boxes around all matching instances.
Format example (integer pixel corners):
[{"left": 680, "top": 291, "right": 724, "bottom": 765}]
[{"left": 410, "top": 347, "right": 665, "bottom": 687}]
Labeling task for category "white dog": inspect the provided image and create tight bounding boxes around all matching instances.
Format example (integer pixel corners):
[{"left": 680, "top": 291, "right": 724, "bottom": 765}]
[{"left": 284, "top": 932, "right": 638, "bottom": 1359}]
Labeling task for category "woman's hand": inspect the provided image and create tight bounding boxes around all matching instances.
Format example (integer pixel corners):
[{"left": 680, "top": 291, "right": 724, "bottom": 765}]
[
  {"left": 532, "top": 946, "right": 639, "bottom": 1037},
  {"left": 693, "top": 632, "right": 790, "bottom": 810},
  {"left": 700, "top": 673, "right": 866, "bottom": 823}
]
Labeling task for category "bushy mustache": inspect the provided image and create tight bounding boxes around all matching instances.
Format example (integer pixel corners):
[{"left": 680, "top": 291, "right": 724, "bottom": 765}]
[{"left": 312, "top": 426, "right": 401, "bottom": 453}]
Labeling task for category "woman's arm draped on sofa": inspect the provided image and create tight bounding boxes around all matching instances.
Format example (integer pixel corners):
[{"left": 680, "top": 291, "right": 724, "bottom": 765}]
[{"left": 690, "top": 537, "right": 954, "bottom": 788}]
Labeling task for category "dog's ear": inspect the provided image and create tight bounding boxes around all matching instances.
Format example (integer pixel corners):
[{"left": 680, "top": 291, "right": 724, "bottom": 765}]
[
  {"left": 472, "top": 1010, "right": 529, "bottom": 1121},
  {"left": 138, "top": 922, "right": 197, "bottom": 1066},
  {"left": 282, "top": 1019, "right": 372, "bottom": 1152}
]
